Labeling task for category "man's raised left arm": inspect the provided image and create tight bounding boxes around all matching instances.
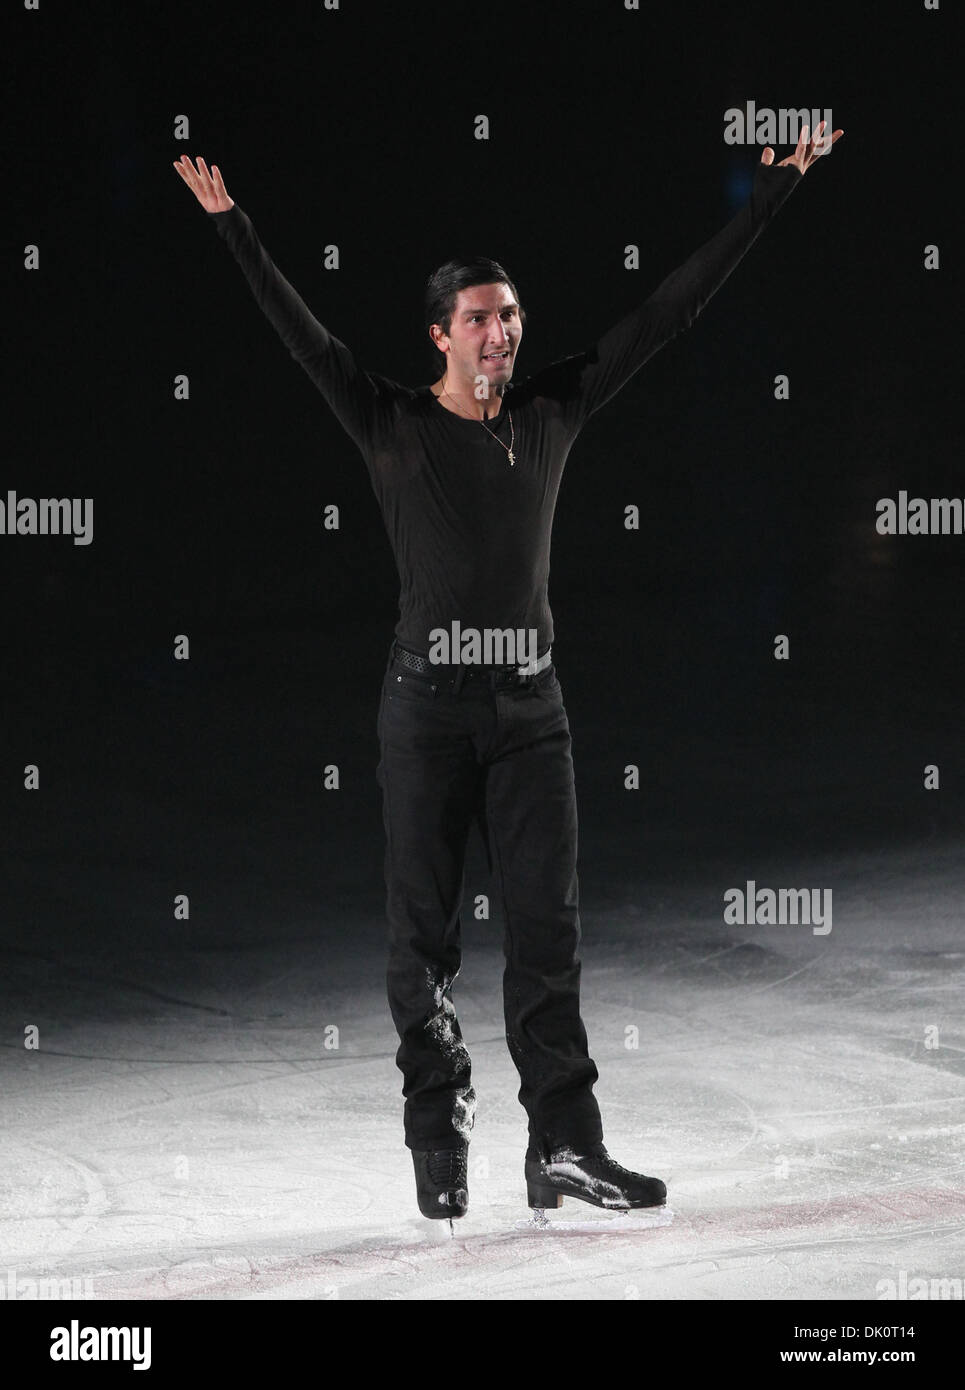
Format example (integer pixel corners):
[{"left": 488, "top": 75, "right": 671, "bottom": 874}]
[{"left": 557, "top": 120, "right": 843, "bottom": 428}]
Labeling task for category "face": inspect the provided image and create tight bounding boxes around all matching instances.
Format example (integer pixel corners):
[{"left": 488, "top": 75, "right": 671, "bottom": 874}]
[{"left": 431, "top": 282, "right": 522, "bottom": 393}]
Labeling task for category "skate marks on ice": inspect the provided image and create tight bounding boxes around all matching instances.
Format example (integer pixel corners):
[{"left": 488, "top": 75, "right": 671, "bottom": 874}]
[
  {"left": 0, "top": 1140, "right": 111, "bottom": 1267},
  {"left": 88, "top": 1179, "right": 963, "bottom": 1301},
  {"left": 514, "top": 1206, "right": 676, "bottom": 1234},
  {"left": 94, "top": 1217, "right": 681, "bottom": 1300},
  {"left": 416, "top": 1203, "right": 675, "bottom": 1240}
]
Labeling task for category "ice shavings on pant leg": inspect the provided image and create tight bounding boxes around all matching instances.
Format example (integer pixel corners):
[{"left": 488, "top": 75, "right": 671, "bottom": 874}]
[
  {"left": 424, "top": 969, "right": 476, "bottom": 1142},
  {"left": 451, "top": 1087, "right": 476, "bottom": 1143}
]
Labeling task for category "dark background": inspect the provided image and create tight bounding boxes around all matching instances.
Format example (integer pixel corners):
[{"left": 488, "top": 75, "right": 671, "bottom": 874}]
[{"left": 3, "top": 0, "right": 959, "bottom": 973}]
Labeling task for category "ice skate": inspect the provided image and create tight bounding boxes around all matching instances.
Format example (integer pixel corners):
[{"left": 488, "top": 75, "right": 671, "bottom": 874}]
[
  {"left": 411, "top": 1144, "right": 469, "bottom": 1233},
  {"left": 516, "top": 1142, "right": 674, "bottom": 1233}
]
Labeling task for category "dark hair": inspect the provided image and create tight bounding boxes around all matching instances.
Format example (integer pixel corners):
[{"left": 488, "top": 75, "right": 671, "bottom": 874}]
[{"left": 424, "top": 256, "right": 526, "bottom": 379}]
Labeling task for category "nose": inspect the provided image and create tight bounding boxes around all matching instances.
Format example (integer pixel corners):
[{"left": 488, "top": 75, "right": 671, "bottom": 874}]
[{"left": 487, "top": 322, "right": 511, "bottom": 350}]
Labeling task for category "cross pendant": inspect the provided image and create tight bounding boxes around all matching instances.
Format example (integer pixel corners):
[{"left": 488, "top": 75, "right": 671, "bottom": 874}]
[{"left": 508, "top": 450, "right": 515, "bottom": 466}]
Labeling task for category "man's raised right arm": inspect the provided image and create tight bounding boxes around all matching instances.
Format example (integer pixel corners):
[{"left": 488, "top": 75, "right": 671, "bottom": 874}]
[{"left": 173, "top": 156, "right": 386, "bottom": 451}]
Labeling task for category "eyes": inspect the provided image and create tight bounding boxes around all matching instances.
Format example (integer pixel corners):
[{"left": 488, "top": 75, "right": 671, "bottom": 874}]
[{"left": 468, "top": 310, "right": 517, "bottom": 323}]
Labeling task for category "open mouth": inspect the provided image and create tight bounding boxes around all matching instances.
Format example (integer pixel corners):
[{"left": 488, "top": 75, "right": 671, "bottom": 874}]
[{"left": 482, "top": 350, "right": 510, "bottom": 362}]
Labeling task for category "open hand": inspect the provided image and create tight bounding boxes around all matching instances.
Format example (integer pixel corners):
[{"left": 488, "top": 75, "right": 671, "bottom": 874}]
[
  {"left": 172, "top": 155, "right": 234, "bottom": 211},
  {"left": 761, "top": 120, "right": 843, "bottom": 175}
]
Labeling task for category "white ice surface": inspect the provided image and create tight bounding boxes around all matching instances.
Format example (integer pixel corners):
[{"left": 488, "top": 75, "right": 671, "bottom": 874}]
[{"left": 1, "top": 843, "right": 963, "bottom": 1301}]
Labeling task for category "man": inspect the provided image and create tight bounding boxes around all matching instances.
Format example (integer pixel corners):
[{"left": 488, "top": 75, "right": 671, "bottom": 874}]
[{"left": 174, "top": 120, "right": 841, "bottom": 1225}]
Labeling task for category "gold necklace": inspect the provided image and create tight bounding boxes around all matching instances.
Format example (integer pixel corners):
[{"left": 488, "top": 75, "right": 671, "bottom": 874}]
[{"left": 440, "top": 379, "right": 516, "bottom": 466}]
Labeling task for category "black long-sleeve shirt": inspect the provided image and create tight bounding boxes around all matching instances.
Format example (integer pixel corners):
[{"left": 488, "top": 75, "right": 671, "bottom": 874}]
[{"left": 207, "top": 163, "right": 802, "bottom": 656}]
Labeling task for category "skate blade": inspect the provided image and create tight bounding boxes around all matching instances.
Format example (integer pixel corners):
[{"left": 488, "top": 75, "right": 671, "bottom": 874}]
[{"left": 514, "top": 1205, "right": 675, "bottom": 1234}]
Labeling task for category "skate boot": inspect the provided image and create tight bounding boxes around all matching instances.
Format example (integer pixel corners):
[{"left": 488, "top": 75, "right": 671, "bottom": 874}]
[
  {"left": 525, "top": 1141, "right": 666, "bottom": 1212},
  {"left": 411, "top": 1143, "right": 469, "bottom": 1222}
]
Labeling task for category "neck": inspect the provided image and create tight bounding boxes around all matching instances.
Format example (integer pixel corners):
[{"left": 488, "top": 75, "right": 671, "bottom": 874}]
[{"left": 433, "top": 375, "right": 505, "bottom": 421}]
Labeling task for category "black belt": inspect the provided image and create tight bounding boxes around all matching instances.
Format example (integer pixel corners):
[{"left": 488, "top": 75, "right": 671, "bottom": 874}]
[{"left": 391, "top": 640, "right": 552, "bottom": 688}]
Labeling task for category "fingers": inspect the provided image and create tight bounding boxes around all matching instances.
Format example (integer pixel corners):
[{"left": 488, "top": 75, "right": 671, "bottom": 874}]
[
  {"left": 799, "top": 121, "right": 820, "bottom": 171},
  {"left": 767, "top": 119, "right": 844, "bottom": 178},
  {"left": 796, "top": 122, "right": 811, "bottom": 165},
  {"left": 172, "top": 154, "right": 210, "bottom": 194},
  {"left": 172, "top": 154, "right": 198, "bottom": 188},
  {"left": 807, "top": 119, "right": 829, "bottom": 163},
  {"left": 172, "top": 154, "right": 231, "bottom": 210},
  {"left": 196, "top": 156, "right": 217, "bottom": 200},
  {"left": 806, "top": 120, "right": 845, "bottom": 167}
]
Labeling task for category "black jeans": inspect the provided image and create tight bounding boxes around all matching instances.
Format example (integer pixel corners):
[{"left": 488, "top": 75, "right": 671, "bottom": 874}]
[{"left": 376, "top": 640, "right": 603, "bottom": 1155}]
